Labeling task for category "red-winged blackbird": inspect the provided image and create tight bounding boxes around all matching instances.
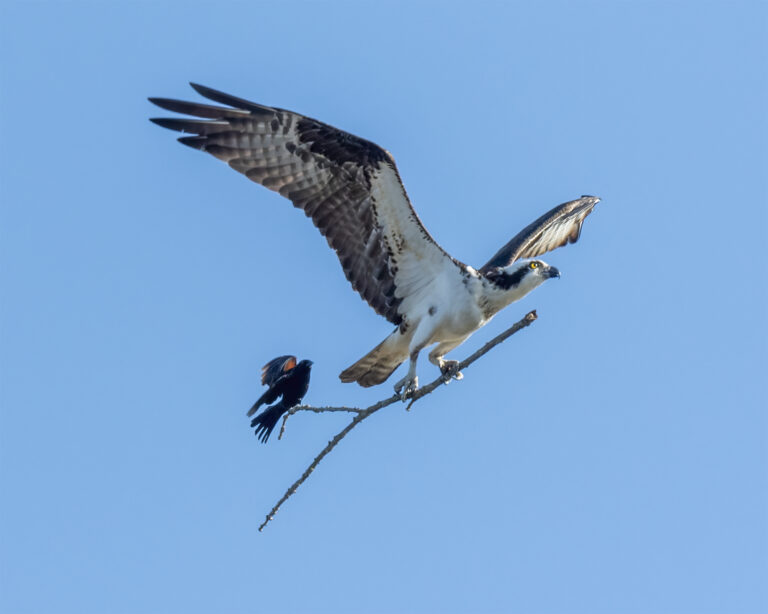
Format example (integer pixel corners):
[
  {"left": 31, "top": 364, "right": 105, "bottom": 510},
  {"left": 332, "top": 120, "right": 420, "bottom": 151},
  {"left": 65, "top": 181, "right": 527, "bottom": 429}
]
[{"left": 247, "top": 356, "right": 313, "bottom": 443}]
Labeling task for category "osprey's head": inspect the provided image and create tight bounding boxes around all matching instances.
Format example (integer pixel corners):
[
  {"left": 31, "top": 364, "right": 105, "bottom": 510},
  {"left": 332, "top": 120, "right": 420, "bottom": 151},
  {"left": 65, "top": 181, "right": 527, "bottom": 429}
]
[{"left": 484, "top": 259, "right": 560, "bottom": 298}]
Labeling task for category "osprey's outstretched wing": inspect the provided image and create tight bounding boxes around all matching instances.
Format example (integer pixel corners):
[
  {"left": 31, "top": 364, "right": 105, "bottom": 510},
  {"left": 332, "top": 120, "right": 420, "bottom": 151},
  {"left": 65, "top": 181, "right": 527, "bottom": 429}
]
[
  {"left": 150, "top": 84, "right": 464, "bottom": 326},
  {"left": 479, "top": 196, "right": 600, "bottom": 274}
]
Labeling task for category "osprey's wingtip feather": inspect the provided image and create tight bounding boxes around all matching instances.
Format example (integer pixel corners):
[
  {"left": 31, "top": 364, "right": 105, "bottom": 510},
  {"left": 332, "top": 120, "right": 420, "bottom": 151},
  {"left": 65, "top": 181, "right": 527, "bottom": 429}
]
[
  {"left": 177, "top": 136, "right": 207, "bottom": 150},
  {"left": 149, "top": 117, "right": 187, "bottom": 132},
  {"left": 189, "top": 82, "right": 275, "bottom": 116}
]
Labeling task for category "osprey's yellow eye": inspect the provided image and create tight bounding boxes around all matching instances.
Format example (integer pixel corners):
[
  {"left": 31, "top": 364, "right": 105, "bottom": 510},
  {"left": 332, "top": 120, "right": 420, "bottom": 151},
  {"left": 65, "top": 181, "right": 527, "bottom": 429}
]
[{"left": 530, "top": 262, "right": 538, "bottom": 270}]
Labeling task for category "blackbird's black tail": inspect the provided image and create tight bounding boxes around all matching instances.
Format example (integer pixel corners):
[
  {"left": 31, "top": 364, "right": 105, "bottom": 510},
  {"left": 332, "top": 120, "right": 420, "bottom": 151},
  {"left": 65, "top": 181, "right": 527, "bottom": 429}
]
[{"left": 250, "top": 401, "right": 287, "bottom": 443}]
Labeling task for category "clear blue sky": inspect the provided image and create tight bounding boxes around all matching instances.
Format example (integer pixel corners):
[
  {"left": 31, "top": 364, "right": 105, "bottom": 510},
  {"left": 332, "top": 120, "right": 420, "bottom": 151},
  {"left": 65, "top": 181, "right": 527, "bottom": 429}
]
[{"left": 1, "top": 2, "right": 766, "bottom": 613}]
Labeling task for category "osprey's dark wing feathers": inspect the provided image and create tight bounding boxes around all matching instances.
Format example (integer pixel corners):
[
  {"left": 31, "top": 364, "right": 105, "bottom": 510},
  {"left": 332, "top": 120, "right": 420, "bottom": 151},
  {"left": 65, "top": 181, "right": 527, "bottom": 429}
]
[
  {"left": 147, "top": 97, "right": 251, "bottom": 120},
  {"left": 150, "top": 83, "right": 456, "bottom": 326},
  {"left": 479, "top": 196, "right": 600, "bottom": 274}
]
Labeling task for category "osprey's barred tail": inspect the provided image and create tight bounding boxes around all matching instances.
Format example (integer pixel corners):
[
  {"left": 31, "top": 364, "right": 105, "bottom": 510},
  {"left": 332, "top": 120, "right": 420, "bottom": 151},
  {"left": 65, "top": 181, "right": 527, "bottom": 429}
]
[{"left": 340, "top": 331, "right": 408, "bottom": 387}]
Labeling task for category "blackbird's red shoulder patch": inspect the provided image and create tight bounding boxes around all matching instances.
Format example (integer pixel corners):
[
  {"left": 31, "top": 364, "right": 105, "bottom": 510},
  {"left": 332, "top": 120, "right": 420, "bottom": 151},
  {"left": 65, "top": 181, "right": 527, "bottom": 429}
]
[{"left": 261, "top": 355, "right": 297, "bottom": 386}]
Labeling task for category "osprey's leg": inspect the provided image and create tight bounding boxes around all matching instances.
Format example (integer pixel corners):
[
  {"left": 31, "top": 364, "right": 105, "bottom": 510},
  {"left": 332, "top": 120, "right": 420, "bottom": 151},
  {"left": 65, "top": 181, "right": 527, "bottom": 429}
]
[
  {"left": 393, "top": 350, "right": 420, "bottom": 400},
  {"left": 393, "top": 321, "right": 435, "bottom": 399},
  {"left": 428, "top": 339, "right": 467, "bottom": 383}
]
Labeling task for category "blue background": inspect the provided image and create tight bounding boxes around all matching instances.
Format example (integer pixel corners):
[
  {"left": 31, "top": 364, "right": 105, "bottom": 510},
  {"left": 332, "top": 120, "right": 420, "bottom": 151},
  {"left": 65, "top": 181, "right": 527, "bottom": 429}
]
[{"left": 1, "top": 2, "right": 766, "bottom": 613}]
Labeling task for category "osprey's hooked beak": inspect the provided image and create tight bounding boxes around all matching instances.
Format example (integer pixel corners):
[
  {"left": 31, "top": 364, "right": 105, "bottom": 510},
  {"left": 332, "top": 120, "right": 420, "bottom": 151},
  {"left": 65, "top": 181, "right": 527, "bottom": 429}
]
[{"left": 545, "top": 266, "right": 561, "bottom": 279}]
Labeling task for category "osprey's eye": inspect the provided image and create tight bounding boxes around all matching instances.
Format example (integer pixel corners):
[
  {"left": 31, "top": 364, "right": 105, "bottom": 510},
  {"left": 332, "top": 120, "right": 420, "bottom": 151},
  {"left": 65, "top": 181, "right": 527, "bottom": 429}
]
[{"left": 530, "top": 262, "right": 538, "bottom": 270}]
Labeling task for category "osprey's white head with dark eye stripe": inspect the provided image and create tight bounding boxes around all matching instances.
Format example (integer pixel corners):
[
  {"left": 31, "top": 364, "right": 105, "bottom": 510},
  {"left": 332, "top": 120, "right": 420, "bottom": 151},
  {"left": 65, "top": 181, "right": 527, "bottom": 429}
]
[
  {"left": 480, "top": 259, "right": 560, "bottom": 312},
  {"left": 149, "top": 83, "right": 601, "bottom": 398},
  {"left": 489, "top": 259, "right": 561, "bottom": 287}
]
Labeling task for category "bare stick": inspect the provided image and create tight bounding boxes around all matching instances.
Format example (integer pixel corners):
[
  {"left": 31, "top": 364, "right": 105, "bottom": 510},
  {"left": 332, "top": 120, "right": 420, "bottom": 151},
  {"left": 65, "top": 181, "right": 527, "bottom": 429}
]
[
  {"left": 258, "top": 309, "right": 538, "bottom": 532},
  {"left": 278, "top": 405, "right": 362, "bottom": 441}
]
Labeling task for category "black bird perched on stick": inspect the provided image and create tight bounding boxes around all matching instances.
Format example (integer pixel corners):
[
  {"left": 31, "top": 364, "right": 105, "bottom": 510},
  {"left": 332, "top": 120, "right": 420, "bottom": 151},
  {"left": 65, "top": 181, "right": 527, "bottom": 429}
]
[{"left": 248, "top": 356, "right": 313, "bottom": 443}]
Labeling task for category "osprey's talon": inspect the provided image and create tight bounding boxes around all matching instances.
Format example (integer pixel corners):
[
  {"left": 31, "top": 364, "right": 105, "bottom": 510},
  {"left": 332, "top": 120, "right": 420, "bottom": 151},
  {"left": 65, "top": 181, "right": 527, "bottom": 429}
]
[
  {"left": 440, "top": 360, "right": 464, "bottom": 383},
  {"left": 394, "top": 374, "right": 419, "bottom": 401}
]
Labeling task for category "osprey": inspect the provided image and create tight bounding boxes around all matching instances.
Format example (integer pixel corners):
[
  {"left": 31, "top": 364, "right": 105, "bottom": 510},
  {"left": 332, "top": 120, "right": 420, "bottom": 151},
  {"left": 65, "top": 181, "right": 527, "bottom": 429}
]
[{"left": 150, "top": 84, "right": 600, "bottom": 397}]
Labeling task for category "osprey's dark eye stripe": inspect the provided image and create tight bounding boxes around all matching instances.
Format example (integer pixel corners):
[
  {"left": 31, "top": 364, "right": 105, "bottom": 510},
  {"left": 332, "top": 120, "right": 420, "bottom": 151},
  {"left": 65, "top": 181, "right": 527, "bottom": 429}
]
[{"left": 487, "top": 265, "right": 529, "bottom": 290}]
